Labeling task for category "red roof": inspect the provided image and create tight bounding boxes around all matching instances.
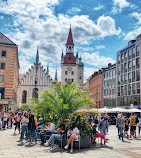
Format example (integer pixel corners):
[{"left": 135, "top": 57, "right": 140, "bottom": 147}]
[
  {"left": 64, "top": 53, "right": 76, "bottom": 64},
  {"left": 66, "top": 27, "right": 74, "bottom": 46}
]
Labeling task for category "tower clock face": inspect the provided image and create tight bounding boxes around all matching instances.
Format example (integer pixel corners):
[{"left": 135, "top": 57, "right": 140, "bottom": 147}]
[{"left": 67, "top": 66, "right": 72, "bottom": 71}]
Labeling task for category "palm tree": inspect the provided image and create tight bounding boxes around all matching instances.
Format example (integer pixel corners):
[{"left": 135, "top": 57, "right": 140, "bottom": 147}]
[{"left": 33, "top": 83, "right": 93, "bottom": 122}]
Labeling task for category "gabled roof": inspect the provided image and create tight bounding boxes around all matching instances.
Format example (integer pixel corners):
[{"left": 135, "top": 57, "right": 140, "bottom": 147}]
[
  {"left": 66, "top": 27, "right": 74, "bottom": 46},
  {"left": 0, "top": 32, "right": 17, "bottom": 46}
]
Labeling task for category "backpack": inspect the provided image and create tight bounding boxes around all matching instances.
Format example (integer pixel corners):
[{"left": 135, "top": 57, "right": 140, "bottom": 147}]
[
  {"left": 135, "top": 117, "right": 139, "bottom": 124},
  {"left": 35, "top": 119, "right": 38, "bottom": 126}
]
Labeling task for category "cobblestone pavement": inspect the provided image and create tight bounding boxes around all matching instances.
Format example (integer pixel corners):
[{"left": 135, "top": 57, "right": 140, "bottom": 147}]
[{"left": 0, "top": 126, "right": 141, "bottom": 158}]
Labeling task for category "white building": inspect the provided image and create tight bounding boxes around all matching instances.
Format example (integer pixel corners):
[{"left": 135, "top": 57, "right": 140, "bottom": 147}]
[
  {"left": 17, "top": 49, "right": 53, "bottom": 106},
  {"left": 61, "top": 26, "right": 84, "bottom": 84}
]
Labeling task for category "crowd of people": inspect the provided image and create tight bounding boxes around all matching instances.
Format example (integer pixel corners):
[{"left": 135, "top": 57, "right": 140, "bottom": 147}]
[
  {"left": 116, "top": 113, "right": 141, "bottom": 141},
  {"left": 0, "top": 110, "right": 141, "bottom": 153}
]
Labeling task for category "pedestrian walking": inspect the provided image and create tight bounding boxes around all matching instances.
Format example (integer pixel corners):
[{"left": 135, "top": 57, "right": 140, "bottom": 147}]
[
  {"left": 124, "top": 116, "right": 130, "bottom": 138},
  {"left": 130, "top": 113, "right": 137, "bottom": 138},
  {"left": 117, "top": 113, "right": 124, "bottom": 141},
  {"left": 14, "top": 112, "right": 21, "bottom": 135}
]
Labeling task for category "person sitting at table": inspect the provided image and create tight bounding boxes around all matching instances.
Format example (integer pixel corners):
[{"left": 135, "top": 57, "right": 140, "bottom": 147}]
[
  {"left": 44, "top": 123, "right": 66, "bottom": 151},
  {"left": 40, "top": 119, "right": 55, "bottom": 144},
  {"left": 64, "top": 122, "right": 79, "bottom": 153}
]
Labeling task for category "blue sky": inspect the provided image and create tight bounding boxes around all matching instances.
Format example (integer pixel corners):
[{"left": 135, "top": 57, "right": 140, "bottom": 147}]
[{"left": 0, "top": 0, "right": 141, "bottom": 81}]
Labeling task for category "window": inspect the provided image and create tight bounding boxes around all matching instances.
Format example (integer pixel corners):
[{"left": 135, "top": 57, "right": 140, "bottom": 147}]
[
  {"left": 65, "top": 71, "right": 67, "bottom": 75},
  {"left": 118, "top": 87, "right": 120, "bottom": 96},
  {"left": 132, "top": 71, "right": 135, "bottom": 82},
  {"left": 107, "top": 72, "right": 108, "bottom": 78},
  {"left": 118, "top": 55, "right": 120, "bottom": 63},
  {"left": 118, "top": 76, "right": 120, "bottom": 85},
  {"left": 124, "top": 73, "right": 127, "bottom": 84},
  {"left": 118, "top": 65, "right": 120, "bottom": 74},
  {"left": 128, "top": 61, "right": 131, "bottom": 71},
  {"left": 132, "top": 83, "right": 135, "bottom": 94},
  {"left": 124, "top": 85, "right": 127, "bottom": 95},
  {"left": 109, "top": 71, "right": 112, "bottom": 77},
  {"left": 136, "top": 70, "right": 140, "bottom": 81},
  {"left": 112, "top": 70, "right": 115, "bottom": 76},
  {"left": 136, "top": 58, "right": 140, "bottom": 69},
  {"left": 71, "top": 71, "right": 74, "bottom": 75},
  {"left": 22, "top": 90, "right": 27, "bottom": 103},
  {"left": 80, "top": 76, "right": 81, "bottom": 79},
  {"left": 121, "top": 64, "right": 123, "bottom": 74},
  {"left": 132, "top": 59, "right": 135, "bottom": 70},
  {"left": 121, "top": 54, "right": 124, "bottom": 62},
  {"left": 0, "top": 63, "right": 5, "bottom": 69},
  {"left": 128, "top": 84, "right": 131, "bottom": 95},
  {"left": 137, "top": 82, "right": 140, "bottom": 94},
  {"left": 121, "top": 86, "right": 123, "bottom": 96},
  {"left": 32, "top": 88, "right": 38, "bottom": 99},
  {"left": 132, "top": 47, "right": 135, "bottom": 58},
  {"left": 128, "top": 50, "right": 131, "bottom": 59},
  {"left": 69, "top": 56, "right": 71, "bottom": 60},
  {"left": 124, "top": 51, "right": 127, "bottom": 61},
  {"left": 65, "top": 78, "right": 67, "bottom": 82},
  {"left": 0, "top": 75, "right": 4, "bottom": 83},
  {"left": 69, "top": 46, "right": 71, "bottom": 50},
  {"left": 124, "top": 62, "right": 127, "bottom": 72},
  {"left": 104, "top": 73, "right": 106, "bottom": 78},
  {"left": 128, "top": 72, "right": 131, "bottom": 83},
  {"left": 136, "top": 45, "right": 139, "bottom": 56},
  {"left": 0, "top": 87, "right": 5, "bottom": 99},
  {"left": 121, "top": 75, "right": 123, "bottom": 85},
  {"left": 72, "top": 79, "right": 74, "bottom": 82},
  {"left": 1, "top": 51, "right": 6, "bottom": 57}
]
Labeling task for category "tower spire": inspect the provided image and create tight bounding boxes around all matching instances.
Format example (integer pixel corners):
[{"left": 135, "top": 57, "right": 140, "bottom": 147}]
[
  {"left": 47, "top": 64, "right": 49, "bottom": 74},
  {"left": 76, "top": 51, "right": 78, "bottom": 58},
  {"left": 55, "top": 68, "right": 58, "bottom": 81},
  {"left": 36, "top": 48, "right": 39, "bottom": 64},
  {"left": 61, "top": 50, "right": 64, "bottom": 58},
  {"left": 66, "top": 26, "right": 74, "bottom": 46}
]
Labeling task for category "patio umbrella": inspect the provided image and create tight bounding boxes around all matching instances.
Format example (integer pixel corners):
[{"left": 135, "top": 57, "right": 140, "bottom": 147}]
[{"left": 127, "top": 108, "right": 141, "bottom": 113}]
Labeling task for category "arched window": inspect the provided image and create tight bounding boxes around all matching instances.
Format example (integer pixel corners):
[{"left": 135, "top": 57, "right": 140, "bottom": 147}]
[
  {"left": 22, "top": 90, "right": 27, "bottom": 103},
  {"left": 32, "top": 88, "right": 38, "bottom": 99}
]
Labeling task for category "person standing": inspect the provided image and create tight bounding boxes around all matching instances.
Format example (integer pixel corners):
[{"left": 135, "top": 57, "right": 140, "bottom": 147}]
[
  {"left": 28, "top": 114, "right": 37, "bottom": 144},
  {"left": 3, "top": 111, "right": 7, "bottom": 130},
  {"left": 14, "top": 112, "right": 21, "bottom": 135},
  {"left": 21, "top": 112, "right": 29, "bottom": 143},
  {"left": 138, "top": 115, "right": 141, "bottom": 137},
  {"left": 130, "top": 113, "right": 137, "bottom": 138},
  {"left": 124, "top": 116, "right": 130, "bottom": 138},
  {"left": 117, "top": 113, "right": 124, "bottom": 141}
]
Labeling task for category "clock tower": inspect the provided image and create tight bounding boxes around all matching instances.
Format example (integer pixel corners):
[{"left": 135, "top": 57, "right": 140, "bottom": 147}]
[{"left": 61, "top": 26, "right": 84, "bottom": 85}]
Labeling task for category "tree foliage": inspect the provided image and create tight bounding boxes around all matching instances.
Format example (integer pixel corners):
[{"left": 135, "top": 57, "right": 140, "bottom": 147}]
[{"left": 33, "top": 83, "right": 94, "bottom": 122}]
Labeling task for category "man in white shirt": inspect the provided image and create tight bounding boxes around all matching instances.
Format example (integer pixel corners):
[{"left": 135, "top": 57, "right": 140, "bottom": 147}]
[
  {"left": 3, "top": 111, "right": 7, "bottom": 130},
  {"left": 40, "top": 119, "right": 55, "bottom": 144}
]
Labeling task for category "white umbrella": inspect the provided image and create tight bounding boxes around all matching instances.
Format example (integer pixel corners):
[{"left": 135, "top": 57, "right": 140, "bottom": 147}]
[{"left": 127, "top": 108, "right": 141, "bottom": 113}]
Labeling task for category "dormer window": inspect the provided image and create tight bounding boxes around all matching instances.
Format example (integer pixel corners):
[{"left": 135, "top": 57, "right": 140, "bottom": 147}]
[{"left": 69, "top": 46, "right": 71, "bottom": 50}]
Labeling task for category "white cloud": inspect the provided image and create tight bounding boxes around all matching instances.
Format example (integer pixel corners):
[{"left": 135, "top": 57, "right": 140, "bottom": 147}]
[
  {"left": 131, "top": 12, "right": 141, "bottom": 24},
  {"left": 112, "top": 0, "right": 130, "bottom": 14},
  {"left": 80, "top": 40, "right": 89, "bottom": 45},
  {"left": 0, "top": 0, "right": 121, "bottom": 81},
  {"left": 67, "top": 7, "right": 81, "bottom": 15},
  {"left": 95, "top": 45, "right": 105, "bottom": 50},
  {"left": 82, "top": 52, "right": 115, "bottom": 67},
  {"left": 93, "top": 5, "right": 104, "bottom": 11},
  {"left": 124, "top": 27, "right": 141, "bottom": 41},
  {"left": 84, "top": 67, "right": 98, "bottom": 82},
  {"left": 124, "top": 12, "right": 141, "bottom": 40}
]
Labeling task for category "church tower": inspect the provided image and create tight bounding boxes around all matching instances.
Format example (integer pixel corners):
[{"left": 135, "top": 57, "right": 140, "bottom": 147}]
[{"left": 61, "top": 26, "right": 84, "bottom": 84}]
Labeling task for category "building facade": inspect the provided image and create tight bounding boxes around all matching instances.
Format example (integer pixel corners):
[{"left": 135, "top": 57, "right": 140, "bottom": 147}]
[
  {"left": 61, "top": 27, "right": 84, "bottom": 85},
  {"left": 116, "top": 34, "right": 141, "bottom": 107},
  {"left": 89, "top": 71, "right": 103, "bottom": 108},
  {"left": 0, "top": 32, "right": 19, "bottom": 112},
  {"left": 102, "top": 63, "right": 117, "bottom": 108},
  {"left": 17, "top": 49, "right": 53, "bottom": 106}
]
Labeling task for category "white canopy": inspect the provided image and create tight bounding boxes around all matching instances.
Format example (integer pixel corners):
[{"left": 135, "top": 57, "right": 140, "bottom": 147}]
[{"left": 127, "top": 108, "right": 141, "bottom": 113}]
